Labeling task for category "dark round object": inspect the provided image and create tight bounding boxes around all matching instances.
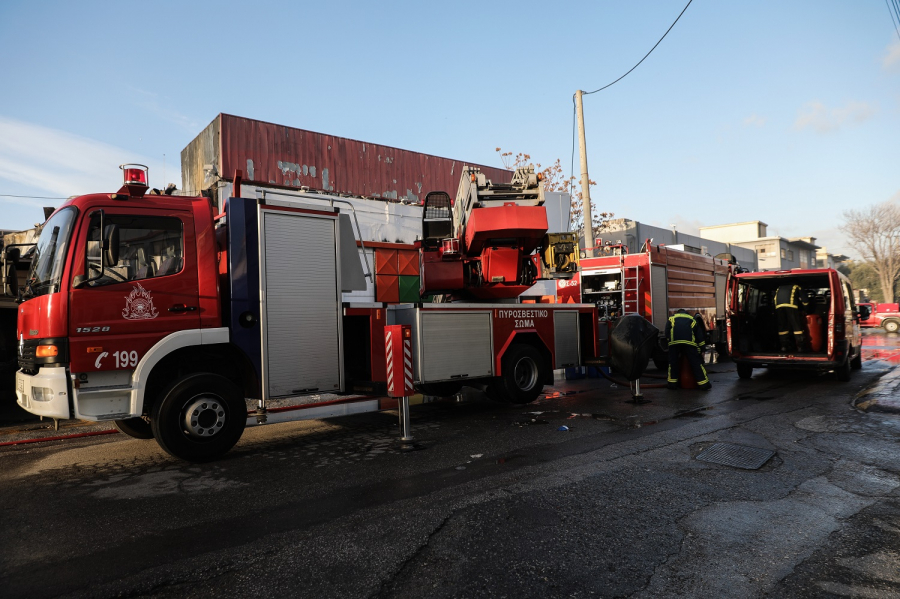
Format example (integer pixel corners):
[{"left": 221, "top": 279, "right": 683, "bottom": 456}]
[
  {"left": 416, "top": 382, "right": 463, "bottom": 397},
  {"left": 151, "top": 373, "right": 246, "bottom": 462},
  {"left": 736, "top": 363, "right": 753, "bottom": 379},
  {"left": 494, "top": 344, "right": 546, "bottom": 404},
  {"left": 113, "top": 417, "right": 153, "bottom": 439},
  {"left": 239, "top": 311, "right": 257, "bottom": 328},
  {"left": 652, "top": 347, "right": 668, "bottom": 371}
]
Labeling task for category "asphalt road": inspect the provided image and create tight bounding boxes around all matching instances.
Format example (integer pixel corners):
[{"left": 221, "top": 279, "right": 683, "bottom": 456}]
[{"left": 2, "top": 334, "right": 900, "bottom": 598}]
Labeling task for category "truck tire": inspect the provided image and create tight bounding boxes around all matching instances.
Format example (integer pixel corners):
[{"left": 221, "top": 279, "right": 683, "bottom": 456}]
[
  {"left": 883, "top": 320, "right": 900, "bottom": 333},
  {"left": 652, "top": 348, "right": 668, "bottom": 372},
  {"left": 851, "top": 347, "right": 862, "bottom": 370},
  {"left": 416, "top": 382, "right": 463, "bottom": 397},
  {"left": 835, "top": 357, "right": 852, "bottom": 382},
  {"left": 114, "top": 417, "right": 153, "bottom": 440},
  {"left": 495, "top": 344, "right": 546, "bottom": 404},
  {"left": 736, "top": 363, "right": 753, "bottom": 379},
  {"left": 151, "top": 373, "right": 246, "bottom": 462},
  {"left": 715, "top": 342, "right": 730, "bottom": 362}
]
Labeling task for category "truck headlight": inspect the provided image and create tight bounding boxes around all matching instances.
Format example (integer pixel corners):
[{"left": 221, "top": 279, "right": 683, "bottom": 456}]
[{"left": 31, "top": 387, "right": 55, "bottom": 402}]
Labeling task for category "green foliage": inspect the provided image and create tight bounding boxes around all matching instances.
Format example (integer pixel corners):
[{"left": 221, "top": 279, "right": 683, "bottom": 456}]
[{"left": 842, "top": 260, "right": 898, "bottom": 303}]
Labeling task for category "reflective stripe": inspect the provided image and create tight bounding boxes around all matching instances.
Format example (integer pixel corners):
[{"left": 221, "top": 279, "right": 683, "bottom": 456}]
[
  {"left": 778, "top": 331, "right": 790, "bottom": 335},
  {"left": 669, "top": 340, "right": 697, "bottom": 346},
  {"left": 793, "top": 330, "right": 804, "bottom": 335},
  {"left": 775, "top": 304, "right": 799, "bottom": 309}
]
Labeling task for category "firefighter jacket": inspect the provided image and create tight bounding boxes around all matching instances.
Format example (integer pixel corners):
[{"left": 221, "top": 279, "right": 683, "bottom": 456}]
[
  {"left": 666, "top": 311, "right": 702, "bottom": 347},
  {"left": 693, "top": 314, "right": 708, "bottom": 348},
  {"left": 775, "top": 284, "right": 810, "bottom": 310}
]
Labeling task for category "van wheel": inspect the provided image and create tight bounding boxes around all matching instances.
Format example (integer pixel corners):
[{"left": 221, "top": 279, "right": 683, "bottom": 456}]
[
  {"left": 835, "top": 358, "right": 852, "bottom": 382},
  {"left": 883, "top": 320, "right": 900, "bottom": 333},
  {"left": 495, "top": 344, "right": 546, "bottom": 404},
  {"left": 737, "top": 363, "right": 753, "bottom": 379},
  {"left": 851, "top": 348, "right": 862, "bottom": 370},
  {"left": 151, "top": 373, "right": 246, "bottom": 462},
  {"left": 652, "top": 348, "right": 668, "bottom": 371},
  {"left": 114, "top": 417, "right": 153, "bottom": 439}
]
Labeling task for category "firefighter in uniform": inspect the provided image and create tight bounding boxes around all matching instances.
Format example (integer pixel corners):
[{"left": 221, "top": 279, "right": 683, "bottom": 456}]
[
  {"left": 775, "top": 283, "right": 810, "bottom": 353},
  {"left": 665, "top": 309, "right": 711, "bottom": 390}
]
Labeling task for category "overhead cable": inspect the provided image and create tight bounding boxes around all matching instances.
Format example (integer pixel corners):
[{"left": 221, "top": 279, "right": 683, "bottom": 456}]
[{"left": 583, "top": 0, "right": 694, "bottom": 96}]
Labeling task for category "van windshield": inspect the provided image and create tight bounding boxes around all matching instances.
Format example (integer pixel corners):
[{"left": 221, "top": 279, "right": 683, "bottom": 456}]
[{"left": 25, "top": 207, "right": 77, "bottom": 298}]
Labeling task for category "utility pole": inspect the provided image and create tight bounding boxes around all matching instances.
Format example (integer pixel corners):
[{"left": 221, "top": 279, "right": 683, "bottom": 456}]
[{"left": 575, "top": 90, "right": 595, "bottom": 257}]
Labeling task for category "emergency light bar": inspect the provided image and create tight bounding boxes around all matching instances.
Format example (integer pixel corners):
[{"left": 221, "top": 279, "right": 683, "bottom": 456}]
[{"left": 120, "top": 164, "right": 149, "bottom": 186}]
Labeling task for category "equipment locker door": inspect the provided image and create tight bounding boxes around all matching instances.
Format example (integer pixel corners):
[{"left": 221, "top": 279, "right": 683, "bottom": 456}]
[{"left": 259, "top": 209, "right": 343, "bottom": 398}]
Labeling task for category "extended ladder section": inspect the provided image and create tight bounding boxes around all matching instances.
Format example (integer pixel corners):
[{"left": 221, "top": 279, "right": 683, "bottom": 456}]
[{"left": 622, "top": 264, "right": 640, "bottom": 315}]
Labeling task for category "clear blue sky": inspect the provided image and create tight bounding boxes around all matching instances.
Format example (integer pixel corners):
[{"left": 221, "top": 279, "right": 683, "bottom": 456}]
[{"left": 1, "top": 0, "right": 897, "bottom": 258}]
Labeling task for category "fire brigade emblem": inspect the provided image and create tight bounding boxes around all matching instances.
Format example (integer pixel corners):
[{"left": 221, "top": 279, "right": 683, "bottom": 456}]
[{"left": 122, "top": 283, "right": 159, "bottom": 320}]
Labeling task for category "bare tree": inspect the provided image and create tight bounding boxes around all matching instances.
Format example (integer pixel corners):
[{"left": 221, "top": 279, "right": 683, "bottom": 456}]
[
  {"left": 843, "top": 199, "right": 900, "bottom": 303},
  {"left": 495, "top": 148, "right": 613, "bottom": 240}
]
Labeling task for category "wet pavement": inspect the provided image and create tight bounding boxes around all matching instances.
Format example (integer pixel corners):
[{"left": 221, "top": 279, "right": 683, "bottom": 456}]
[{"left": 1, "top": 333, "right": 900, "bottom": 598}]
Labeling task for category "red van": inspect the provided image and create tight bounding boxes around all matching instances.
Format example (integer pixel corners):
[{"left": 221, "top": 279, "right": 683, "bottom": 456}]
[{"left": 727, "top": 268, "right": 868, "bottom": 381}]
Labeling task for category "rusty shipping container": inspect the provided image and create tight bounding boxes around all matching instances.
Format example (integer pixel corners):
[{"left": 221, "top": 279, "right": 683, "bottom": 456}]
[{"left": 182, "top": 114, "right": 511, "bottom": 203}]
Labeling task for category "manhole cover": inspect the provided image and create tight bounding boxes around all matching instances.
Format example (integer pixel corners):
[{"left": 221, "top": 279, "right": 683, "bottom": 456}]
[{"left": 695, "top": 443, "right": 775, "bottom": 470}]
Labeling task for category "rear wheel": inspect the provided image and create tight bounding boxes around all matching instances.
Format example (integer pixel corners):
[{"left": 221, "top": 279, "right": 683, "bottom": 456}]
[
  {"left": 851, "top": 347, "right": 862, "bottom": 370},
  {"left": 736, "top": 363, "right": 753, "bottom": 379},
  {"left": 114, "top": 417, "right": 153, "bottom": 439},
  {"left": 494, "top": 344, "right": 546, "bottom": 404},
  {"left": 715, "top": 342, "right": 730, "bottom": 362},
  {"left": 151, "top": 373, "right": 246, "bottom": 462},
  {"left": 652, "top": 347, "right": 668, "bottom": 371},
  {"left": 835, "top": 357, "right": 852, "bottom": 382},
  {"left": 883, "top": 320, "right": 900, "bottom": 333}
]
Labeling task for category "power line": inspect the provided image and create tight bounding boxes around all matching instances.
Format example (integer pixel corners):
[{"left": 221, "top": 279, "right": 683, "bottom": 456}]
[
  {"left": 887, "top": 0, "right": 900, "bottom": 41},
  {"left": 583, "top": 0, "right": 694, "bottom": 96},
  {"left": 0, "top": 194, "right": 68, "bottom": 200}
]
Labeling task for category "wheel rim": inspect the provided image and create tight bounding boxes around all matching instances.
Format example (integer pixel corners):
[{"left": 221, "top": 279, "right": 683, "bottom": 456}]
[
  {"left": 513, "top": 356, "right": 539, "bottom": 391},
  {"left": 887, "top": 322, "right": 898, "bottom": 333},
  {"left": 182, "top": 395, "right": 227, "bottom": 439}
]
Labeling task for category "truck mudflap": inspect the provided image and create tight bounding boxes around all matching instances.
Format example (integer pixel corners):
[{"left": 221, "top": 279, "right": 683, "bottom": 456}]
[{"left": 16, "top": 367, "right": 71, "bottom": 419}]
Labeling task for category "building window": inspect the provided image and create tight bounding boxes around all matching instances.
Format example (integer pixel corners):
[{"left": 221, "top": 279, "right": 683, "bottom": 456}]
[
  {"left": 781, "top": 247, "right": 786, "bottom": 259},
  {"left": 787, "top": 250, "right": 794, "bottom": 261}
]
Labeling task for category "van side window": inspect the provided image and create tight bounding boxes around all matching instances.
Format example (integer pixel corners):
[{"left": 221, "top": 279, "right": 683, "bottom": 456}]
[
  {"left": 843, "top": 282, "right": 854, "bottom": 312},
  {"left": 85, "top": 215, "right": 184, "bottom": 287}
]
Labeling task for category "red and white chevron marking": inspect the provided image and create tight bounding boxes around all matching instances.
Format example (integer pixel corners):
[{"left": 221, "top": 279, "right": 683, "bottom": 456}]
[
  {"left": 403, "top": 338, "right": 413, "bottom": 393},
  {"left": 385, "top": 329, "right": 395, "bottom": 392}
]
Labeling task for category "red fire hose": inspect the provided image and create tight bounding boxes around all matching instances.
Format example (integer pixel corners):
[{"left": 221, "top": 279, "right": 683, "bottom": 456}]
[{"left": 0, "top": 429, "right": 118, "bottom": 447}]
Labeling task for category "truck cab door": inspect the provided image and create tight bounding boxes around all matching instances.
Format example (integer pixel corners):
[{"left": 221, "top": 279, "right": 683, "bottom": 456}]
[{"left": 68, "top": 208, "right": 200, "bottom": 377}]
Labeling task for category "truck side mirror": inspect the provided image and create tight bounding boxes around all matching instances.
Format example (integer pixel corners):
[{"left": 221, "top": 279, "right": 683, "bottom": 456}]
[
  {"left": 858, "top": 305, "right": 871, "bottom": 320},
  {"left": 102, "top": 224, "right": 120, "bottom": 266}
]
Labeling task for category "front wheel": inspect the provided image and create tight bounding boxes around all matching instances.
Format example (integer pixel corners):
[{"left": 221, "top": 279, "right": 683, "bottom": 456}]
[
  {"left": 851, "top": 348, "right": 862, "bottom": 370},
  {"left": 494, "top": 344, "right": 546, "bottom": 404},
  {"left": 736, "top": 363, "right": 753, "bottom": 379},
  {"left": 883, "top": 320, "right": 900, "bottom": 333},
  {"left": 114, "top": 417, "right": 153, "bottom": 439},
  {"left": 151, "top": 373, "right": 247, "bottom": 462}
]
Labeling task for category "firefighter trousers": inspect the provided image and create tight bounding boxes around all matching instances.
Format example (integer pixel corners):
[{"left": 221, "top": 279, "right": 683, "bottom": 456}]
[
  {"left": 667, "top": 344, "right": 710, "bottom": 389},
  {"left": 776, "top": 307, "right": 805, "bottom": 352}
]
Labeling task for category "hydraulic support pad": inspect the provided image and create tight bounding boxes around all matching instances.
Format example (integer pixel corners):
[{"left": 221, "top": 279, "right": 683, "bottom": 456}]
[{"left": 385, "top": 325, "right": 414, "bottom": 442}]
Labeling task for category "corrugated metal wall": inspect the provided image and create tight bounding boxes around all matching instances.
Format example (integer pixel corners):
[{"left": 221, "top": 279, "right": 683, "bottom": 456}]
[{"left": 182, "top": 114, "right": 511, "bottom": 202}]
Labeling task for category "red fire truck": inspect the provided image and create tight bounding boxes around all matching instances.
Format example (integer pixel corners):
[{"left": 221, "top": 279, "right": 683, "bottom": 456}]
[
  {"left": 858, "top": 302, "right": 900, "bottom": 333},
  {"left": 578, "top": 242, "right": 733, "bottom": 367},
  {"left": 13, "top": 166, "right": 597, "bottom": 461}
]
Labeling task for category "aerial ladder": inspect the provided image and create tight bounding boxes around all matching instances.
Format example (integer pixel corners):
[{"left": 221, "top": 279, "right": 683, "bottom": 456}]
[{"left": 419, "top": 166, "right": 579, "bottom": 301}]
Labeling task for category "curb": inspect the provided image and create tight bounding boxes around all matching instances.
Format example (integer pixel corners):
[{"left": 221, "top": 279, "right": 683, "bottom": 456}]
[{"left": 853, "top": 365, "right": 900, "bottom": 414}]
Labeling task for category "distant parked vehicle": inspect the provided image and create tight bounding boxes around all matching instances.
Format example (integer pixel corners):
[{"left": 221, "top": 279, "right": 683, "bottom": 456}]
[{"left": 858, "top": 302, "right": 900, "bottom": 333}]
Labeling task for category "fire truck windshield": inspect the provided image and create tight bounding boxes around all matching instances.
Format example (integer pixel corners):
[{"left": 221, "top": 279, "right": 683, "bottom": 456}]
[{"left": 26, "top": 207, "right": 76, "bottom": 298}]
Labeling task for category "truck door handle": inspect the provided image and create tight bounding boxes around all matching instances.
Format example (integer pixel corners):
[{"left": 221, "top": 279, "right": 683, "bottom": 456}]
[{"left": 168, "top": 305, "right": 198, "bottom": 313}]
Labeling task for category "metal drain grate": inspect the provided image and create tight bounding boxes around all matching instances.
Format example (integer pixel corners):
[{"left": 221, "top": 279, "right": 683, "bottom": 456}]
[{"left": 695, "top": 443, "right": 775, "bottom": 470}]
